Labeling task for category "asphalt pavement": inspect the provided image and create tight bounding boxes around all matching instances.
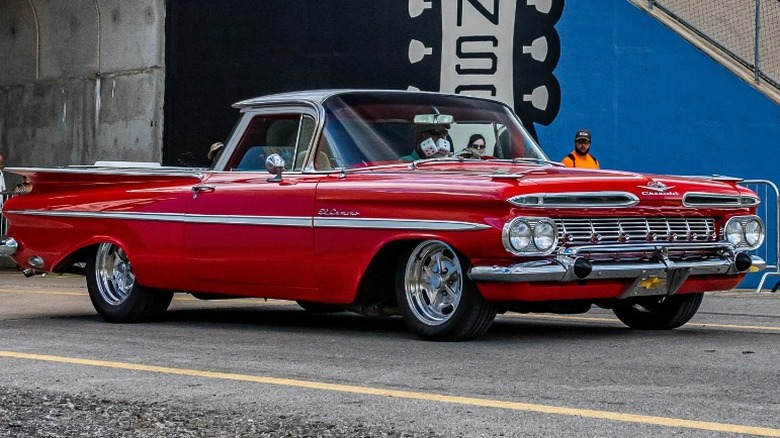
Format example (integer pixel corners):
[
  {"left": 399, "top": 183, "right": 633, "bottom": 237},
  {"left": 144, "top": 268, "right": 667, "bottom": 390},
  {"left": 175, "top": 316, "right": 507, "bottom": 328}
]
[{"left": 2, "top": 268, "right": 780, "bottom": 437}]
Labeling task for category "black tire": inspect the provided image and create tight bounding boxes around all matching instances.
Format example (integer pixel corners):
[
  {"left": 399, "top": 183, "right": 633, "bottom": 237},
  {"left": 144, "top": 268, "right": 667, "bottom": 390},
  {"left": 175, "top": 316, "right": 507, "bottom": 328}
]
[
  {"left": 612, "top": 293, "right": 704, "bottom": 330},
  {"left": 86, "top": 243, "right": 173, "bottom": 323},
  {"left": 395, "top": 240, "right": 497, "bottom": 341},
  {"left": 296, "top": 300, "right": 346, "bottom": 313}
]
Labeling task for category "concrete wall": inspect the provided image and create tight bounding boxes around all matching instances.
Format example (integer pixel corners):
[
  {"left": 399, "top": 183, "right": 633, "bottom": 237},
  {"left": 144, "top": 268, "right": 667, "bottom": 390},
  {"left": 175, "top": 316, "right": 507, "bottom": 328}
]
[{"left": 0, "top": 0, "right": 165, "bottom": 167}]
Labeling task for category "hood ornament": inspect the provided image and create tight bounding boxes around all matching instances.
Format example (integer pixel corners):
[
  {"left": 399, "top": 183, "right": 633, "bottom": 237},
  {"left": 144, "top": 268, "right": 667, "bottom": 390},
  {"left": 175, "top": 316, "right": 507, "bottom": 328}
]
[{"left": 638, "top": 180, "right": 676, "bottom": 193}]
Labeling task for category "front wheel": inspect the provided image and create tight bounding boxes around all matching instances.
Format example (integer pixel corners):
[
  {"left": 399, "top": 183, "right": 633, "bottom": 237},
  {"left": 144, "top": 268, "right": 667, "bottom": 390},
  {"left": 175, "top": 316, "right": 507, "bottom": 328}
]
[
  {"left": 86, "top": 243, "right": 173, "bottom": 322},
  {"left": 396, "top": 240, "right": 497, "bottom": 341},
  {"left": 612, "top": 293, "right": 703, "bottom": 330}
]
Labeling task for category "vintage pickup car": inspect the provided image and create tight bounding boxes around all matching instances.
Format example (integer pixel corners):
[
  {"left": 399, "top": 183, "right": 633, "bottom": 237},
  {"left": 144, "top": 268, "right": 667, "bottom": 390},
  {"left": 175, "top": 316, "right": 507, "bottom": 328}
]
[{"left": 0, "top": 90, "right": 766, "bottom": 340}]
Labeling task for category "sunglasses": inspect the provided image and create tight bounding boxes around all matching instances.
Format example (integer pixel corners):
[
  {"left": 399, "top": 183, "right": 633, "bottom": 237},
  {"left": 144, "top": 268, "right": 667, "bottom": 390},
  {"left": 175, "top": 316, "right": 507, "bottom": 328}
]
[
  {"left": 471, "top": 143, "right": 486, "bottom": 149},
  {"left": 576, "top": 139, "right": 591, "bottom": 145}
]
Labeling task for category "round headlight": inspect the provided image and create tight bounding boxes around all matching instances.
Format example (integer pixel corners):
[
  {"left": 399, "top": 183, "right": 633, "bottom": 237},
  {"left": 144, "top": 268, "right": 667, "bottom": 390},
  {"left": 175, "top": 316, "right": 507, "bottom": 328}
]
[
  {"left": 509, "top": 220, "right": 532, "bottom": 251},
  {"left": 533, "top": 220, "right": 557, "bottom": 252},
  {"left": 744, "top": 218, "right": 764, "bottom": 247},
  {"left": 725, "top": 220, "right": 743, "bottom": 246}
]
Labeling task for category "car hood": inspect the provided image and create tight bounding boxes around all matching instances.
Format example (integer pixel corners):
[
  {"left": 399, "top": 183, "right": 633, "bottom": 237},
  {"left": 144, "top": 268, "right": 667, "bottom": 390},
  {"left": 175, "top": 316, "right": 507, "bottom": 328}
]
[
  {"left": 488, "top": 165, "right": 751, "bottom": 207},
  {"left": 349, "top": 161, "right": 756, "bottom": 210}
]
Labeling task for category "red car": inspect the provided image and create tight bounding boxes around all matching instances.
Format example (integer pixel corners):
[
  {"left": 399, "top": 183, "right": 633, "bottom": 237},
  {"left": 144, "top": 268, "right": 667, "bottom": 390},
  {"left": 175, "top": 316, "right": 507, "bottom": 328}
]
[{"left": 0, "top": 90, "right": 766, "bottom": 341}]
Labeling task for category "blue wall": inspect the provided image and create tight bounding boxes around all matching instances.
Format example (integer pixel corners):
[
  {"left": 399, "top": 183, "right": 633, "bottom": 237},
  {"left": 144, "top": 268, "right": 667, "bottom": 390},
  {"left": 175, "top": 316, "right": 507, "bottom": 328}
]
[
  {"left": 538, "top": 1, "right": 780, "bottom": 181},
  {"left": 537, "top": 1, "right": 780, "bottom": 289}
]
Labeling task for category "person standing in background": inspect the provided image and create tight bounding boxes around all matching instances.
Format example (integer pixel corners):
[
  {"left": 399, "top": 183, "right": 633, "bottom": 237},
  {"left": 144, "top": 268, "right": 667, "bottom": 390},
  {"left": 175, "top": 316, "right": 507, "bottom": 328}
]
[{"left": 562, "top": 130, "right": 600, "bottom": 169}]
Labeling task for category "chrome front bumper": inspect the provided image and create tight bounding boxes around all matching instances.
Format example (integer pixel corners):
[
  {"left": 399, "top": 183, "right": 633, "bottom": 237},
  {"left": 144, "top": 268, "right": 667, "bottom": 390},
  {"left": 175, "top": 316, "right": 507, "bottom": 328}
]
[
  {"left": 469, "top": 243, "right": 765, "bottom": 297},
  {"left": 0, "top": 236, "right": 17, "bottom": 256}
]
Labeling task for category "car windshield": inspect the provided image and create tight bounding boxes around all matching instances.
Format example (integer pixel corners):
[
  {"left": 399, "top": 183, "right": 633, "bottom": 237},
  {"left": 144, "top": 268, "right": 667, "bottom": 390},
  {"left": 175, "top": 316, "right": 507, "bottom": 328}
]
[{"left": 318, "top": 92, "right": 548, "bottom": 169}]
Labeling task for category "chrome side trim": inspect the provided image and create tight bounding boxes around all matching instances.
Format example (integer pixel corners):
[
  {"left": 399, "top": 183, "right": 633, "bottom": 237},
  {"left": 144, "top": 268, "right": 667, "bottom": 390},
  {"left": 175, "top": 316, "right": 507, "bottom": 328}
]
[
  {"left": 682, "top": 192, "right": 760, "bottom": 208},
  {"left": 11, "top": 210, "right": 313, "bottom": 227},
  {"left": 7, "top": 209, "right": 488, "bottom": 231},
  {"left": 5, "top": 166, "right": 203, "bottom": 178},
  {"left": 508, "top": 192, "right": 640, "bottom": 208},
  {"left": 0, "top": 236, "right": 17, "bottom": 256},
  {"left": 314, "top": 217, "right": 489, "bottom": 230}
]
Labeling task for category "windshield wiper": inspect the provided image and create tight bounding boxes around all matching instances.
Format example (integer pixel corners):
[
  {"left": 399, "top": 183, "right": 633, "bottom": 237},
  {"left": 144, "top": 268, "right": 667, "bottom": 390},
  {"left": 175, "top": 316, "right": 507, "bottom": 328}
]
[
  {"left": 407, "top": 157, "right": 465, "bottom": 169},
  {"left": 510, "top": 157, "right": 564, "bottom": 167}
]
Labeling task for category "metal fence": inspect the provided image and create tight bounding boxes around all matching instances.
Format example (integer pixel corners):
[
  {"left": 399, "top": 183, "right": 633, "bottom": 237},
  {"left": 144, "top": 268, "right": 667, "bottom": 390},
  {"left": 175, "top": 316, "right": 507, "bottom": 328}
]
[
  {"left": 743, "top": 179, "right": 780, "bottom": 292},
  {"left": 647, "top": 0, "right": 780, "bottom": 90}
]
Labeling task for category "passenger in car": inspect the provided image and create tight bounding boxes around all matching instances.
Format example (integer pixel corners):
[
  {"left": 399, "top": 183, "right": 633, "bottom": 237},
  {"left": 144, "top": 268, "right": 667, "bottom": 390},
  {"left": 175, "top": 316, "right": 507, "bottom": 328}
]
[
  {"left": 458, "top": 134, "right": 487, "bottom": 159},
  {"left": 207, "top": 142, "right": 225, "bottom": 166}
]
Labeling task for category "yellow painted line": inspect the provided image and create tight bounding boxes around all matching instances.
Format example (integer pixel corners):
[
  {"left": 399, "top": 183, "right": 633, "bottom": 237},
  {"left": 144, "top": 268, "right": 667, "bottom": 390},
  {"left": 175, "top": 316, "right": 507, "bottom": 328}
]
[
  {"left": 0, "top": 288, "right": 289, "bottom": 305},
  {"left": 689, "top": 322, "right": 780, "bottom": 331},
  {"left": 0, "top": 288, "right": 84, "bottom": 296},
  {"left": 0, "top": 351, "right": 778, "bottom": 436},
  {"left": 504, "top": 313, "right": 780, "bottom": 332}
]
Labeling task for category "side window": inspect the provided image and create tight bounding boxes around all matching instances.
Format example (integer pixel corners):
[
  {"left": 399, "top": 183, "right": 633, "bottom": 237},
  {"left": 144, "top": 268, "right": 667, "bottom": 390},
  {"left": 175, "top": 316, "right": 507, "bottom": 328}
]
[
  {"left": 227, "top": 113, "right": 314, "bottom": 171},
  {"left": 293, "top": 116, "right": 317, "bottom": 171}
]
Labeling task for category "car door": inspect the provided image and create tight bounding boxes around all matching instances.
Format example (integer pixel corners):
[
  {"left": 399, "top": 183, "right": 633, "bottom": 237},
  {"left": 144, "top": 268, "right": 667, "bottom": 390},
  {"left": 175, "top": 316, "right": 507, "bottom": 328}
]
[{"left": 184, "top": 110, "right": 320, "bottom": 300}]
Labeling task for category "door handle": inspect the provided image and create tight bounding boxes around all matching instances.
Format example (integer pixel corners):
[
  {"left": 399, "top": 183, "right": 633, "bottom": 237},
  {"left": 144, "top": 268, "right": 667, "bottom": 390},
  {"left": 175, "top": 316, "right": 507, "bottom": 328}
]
[{"left": 191, "top": 185, "right": 215, "bottom": 199}]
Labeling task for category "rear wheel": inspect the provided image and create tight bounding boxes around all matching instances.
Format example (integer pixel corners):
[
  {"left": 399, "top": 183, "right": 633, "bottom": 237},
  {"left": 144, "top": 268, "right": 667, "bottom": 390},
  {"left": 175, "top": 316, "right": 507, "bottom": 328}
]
[
  {"left": 612, "top": 293, "right": 703, "bottom": 330},
  {"left": 396, "top": 240, "right": 497, "bottom": 341},
  {"left": 86, "top": 243, "right": 173, "bottom": 322}
]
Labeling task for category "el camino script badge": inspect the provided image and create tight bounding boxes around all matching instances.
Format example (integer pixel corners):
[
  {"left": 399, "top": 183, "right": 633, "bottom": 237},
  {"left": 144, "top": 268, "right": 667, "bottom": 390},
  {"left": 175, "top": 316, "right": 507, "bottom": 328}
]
[
  {"left": 638, "top": 181, "right": 679, "bottom": 196},
  {"left": 318, "top": 208, "right": 360, "bottom": 217}
]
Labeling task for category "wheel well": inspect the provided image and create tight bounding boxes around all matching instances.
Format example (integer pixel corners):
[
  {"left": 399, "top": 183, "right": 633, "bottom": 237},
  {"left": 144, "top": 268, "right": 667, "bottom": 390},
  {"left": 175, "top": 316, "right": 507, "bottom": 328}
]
[
  {"left": 52, "top": 244, "right": 100, "bottom": 275},
  {"left": 354, "top": 239, "right": 420, "bottom": 309}
]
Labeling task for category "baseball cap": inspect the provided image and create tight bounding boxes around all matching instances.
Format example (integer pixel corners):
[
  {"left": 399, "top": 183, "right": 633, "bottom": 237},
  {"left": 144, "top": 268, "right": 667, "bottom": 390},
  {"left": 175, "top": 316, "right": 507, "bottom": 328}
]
[{"left": 574, "top": 130, "right": 591, "bottom": 142}]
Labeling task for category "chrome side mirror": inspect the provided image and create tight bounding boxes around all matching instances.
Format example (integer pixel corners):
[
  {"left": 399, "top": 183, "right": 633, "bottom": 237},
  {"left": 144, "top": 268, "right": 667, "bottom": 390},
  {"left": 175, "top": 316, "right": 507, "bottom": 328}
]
[{"left": 265, "top": 154, "right": 285, "bottom": 182}]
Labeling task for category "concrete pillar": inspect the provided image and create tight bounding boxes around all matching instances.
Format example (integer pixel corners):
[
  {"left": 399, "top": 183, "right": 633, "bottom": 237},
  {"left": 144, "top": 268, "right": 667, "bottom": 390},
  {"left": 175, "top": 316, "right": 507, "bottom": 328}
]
[{"left": 0, "top": 0, "right": 165, "bottom": 167}]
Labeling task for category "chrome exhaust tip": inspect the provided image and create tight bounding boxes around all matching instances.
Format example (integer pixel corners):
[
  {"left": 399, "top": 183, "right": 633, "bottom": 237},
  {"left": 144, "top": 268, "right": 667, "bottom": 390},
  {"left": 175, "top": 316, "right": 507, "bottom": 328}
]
[{"left": 22, "top": 269, "right": 42, "bottom": 278}]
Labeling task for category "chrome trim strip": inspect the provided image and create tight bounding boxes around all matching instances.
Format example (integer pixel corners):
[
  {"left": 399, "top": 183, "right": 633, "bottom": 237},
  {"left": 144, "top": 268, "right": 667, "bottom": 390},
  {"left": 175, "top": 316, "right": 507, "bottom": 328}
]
[
  {"left": 682, "top": 192, "right": 760, "bottom": 208},
  {"left": 8, "top": 209, "right": 488, "bottom": 231},
  {"left": 5, "top": 166, "right": 203, "bottom": 178},
  {"left": 10, "top": 210, "right": 313, "bottom": 227},
  {"left": 558, "top": 242, "right": 735, "bottom": 255},
  {"left": 0, "top": 236, "right": 18, "bottom": 256},
  {"left": 314, "top": 217, "right": 490, "bottom": 230},
  {"left": 508, "top": 192, "right": 640, "bottom": 208}
]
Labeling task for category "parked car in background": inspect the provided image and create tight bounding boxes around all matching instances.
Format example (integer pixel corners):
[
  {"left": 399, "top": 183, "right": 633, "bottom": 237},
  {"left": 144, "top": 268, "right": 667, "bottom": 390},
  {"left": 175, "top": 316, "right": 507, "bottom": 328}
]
[{"left": 0, "top": 90, "right": 766, "bottom": 340}]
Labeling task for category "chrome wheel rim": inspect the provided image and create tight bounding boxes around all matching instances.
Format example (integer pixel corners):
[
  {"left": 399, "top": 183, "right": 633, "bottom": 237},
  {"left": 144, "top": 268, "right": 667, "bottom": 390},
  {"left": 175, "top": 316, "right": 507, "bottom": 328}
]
[
  {"left": 404, "top": 241, "right": 463, "bottom": 326},
  {"left": 95, "top": 243, "right": 135, "bottom": 306}
]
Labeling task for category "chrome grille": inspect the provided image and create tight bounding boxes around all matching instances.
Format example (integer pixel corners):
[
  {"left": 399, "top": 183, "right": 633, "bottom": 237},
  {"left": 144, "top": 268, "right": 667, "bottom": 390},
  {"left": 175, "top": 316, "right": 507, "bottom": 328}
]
[{"left": 555, "top": 217, "right": 717, "bottom": 246}]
